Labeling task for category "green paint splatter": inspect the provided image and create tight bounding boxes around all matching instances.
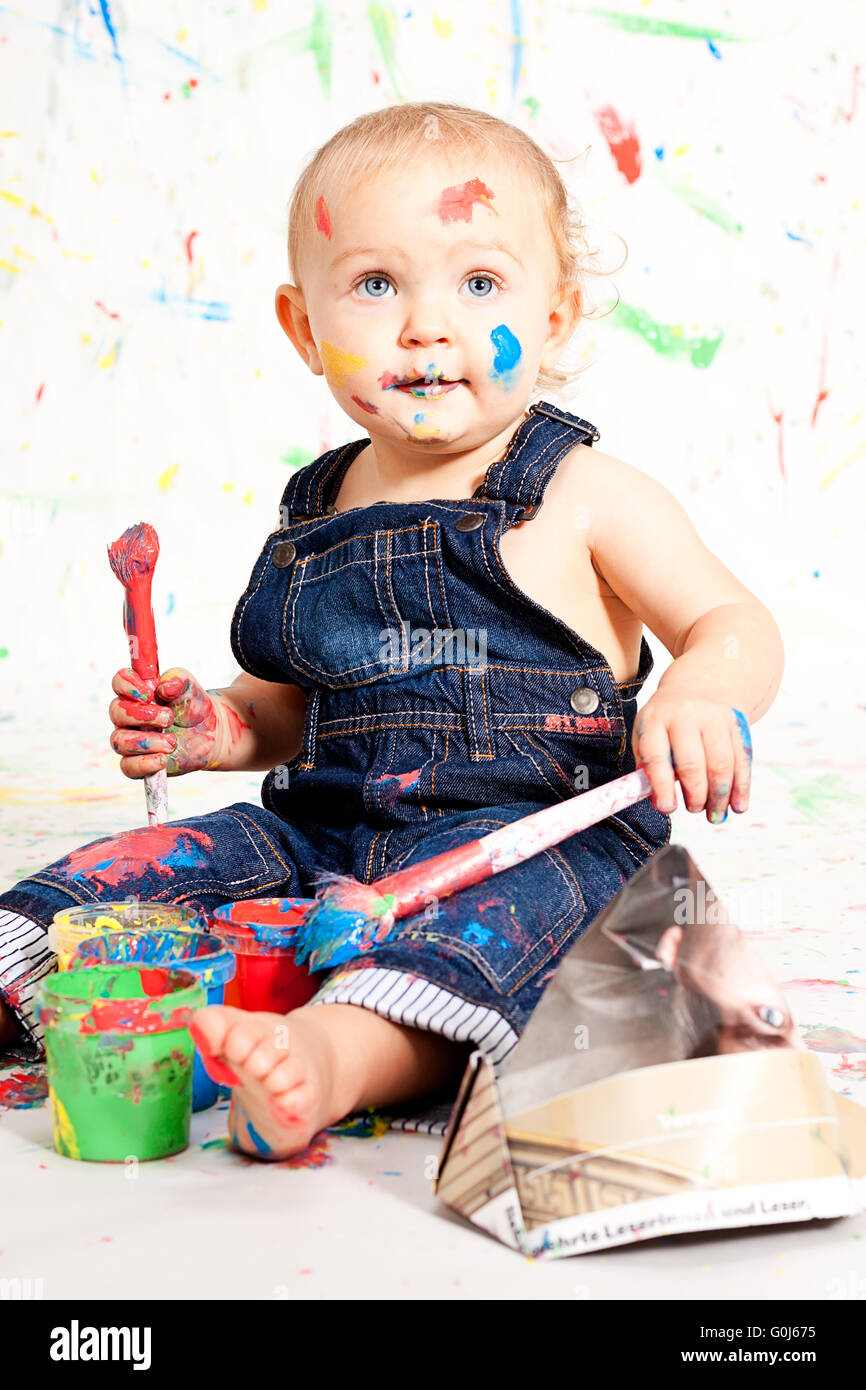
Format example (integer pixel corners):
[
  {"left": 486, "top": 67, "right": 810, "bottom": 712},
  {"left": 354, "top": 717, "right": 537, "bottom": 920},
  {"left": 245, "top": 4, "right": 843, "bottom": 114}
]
[
  {"left": 371, "top": 892, "right": 396, "bottom": 919},
  {"left": 576, "top": 9, "right": 745, "bottom": 42},
  {"left": 310, "top": 0, "right": 332, "bottom": 97},
  {"left": 611, "top": 301, "right": 723, "bottom": 367},
  {"left": 770, "top": 768, "right": 866, "bottom": 825},
  {"left": 201, "top": 1137, "right": 229, "bottom": 1150},
  {"left": 522, "top": 97, "right": 540, "bottom": 119},
  {"left": 368, "top": 5, "right": 404, "bottom": 101},
  {"left": 327, "top": 1107, "right": 391, "bottom": 1139},
  {"left": 655, "top": 171, "right": 743, "bottom": 233},
  {"left": 280, "top": 446, "right": 310, "bottom": 469},
  {"left": 0, "top": 648, "right": 7, "bottom": 659}
]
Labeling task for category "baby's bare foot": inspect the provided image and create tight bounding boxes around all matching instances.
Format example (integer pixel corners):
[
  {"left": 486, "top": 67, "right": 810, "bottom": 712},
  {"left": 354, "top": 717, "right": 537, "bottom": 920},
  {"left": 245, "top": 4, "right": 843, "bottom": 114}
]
[{"left": 190, "top": 1005, "right": 342, "bottom": 1159}]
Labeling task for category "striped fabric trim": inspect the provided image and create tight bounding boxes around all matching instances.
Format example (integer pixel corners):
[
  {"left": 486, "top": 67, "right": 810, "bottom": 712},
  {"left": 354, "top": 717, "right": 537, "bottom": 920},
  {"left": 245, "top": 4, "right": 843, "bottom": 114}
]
[
  {"left": 309, "top": 966, "right": 520, "bottom": 1136},
  {"left": 0, "top": 908, "right": 54, "bottom": 1056}
]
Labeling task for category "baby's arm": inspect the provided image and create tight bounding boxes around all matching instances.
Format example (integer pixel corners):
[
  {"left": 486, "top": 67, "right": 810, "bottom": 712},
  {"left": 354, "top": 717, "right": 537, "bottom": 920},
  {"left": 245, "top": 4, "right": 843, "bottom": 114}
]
[
  {"left": 208, "top": 673, "right": 309, "bottom": 772},
  {"left": 580, "top": 451, "right": 784, "bottom": 822}
]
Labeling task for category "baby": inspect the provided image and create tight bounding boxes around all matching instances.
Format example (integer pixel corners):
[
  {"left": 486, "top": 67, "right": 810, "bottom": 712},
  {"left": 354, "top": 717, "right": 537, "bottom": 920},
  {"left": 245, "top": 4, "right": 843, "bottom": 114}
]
[{"left": 0, "top": 102, "right": 783, "bottom": 1158}]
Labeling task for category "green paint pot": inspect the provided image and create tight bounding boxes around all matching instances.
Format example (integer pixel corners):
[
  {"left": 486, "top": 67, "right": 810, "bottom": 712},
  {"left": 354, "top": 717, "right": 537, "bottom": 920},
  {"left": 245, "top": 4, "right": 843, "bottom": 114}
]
[{"left": 34, "top": 964, "right": 206, "bottom": 1163}]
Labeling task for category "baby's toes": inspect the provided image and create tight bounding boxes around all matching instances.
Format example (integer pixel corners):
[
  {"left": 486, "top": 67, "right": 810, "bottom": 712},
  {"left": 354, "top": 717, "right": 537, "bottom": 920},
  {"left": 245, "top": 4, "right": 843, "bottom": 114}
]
[
  {"left": 189, "top": 1003, "right": 236, "bottom": 1057},
  {"left": 270, "top": 1080, "right": 317, "bottom": 1127}
]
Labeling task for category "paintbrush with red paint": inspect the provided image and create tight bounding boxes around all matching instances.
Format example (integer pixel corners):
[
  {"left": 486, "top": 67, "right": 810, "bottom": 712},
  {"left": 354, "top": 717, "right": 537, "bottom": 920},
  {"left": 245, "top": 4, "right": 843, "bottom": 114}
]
[
  {"left": 294, "top": 767, "right": 655, "bottom": 970},
  {"left": 107, "top": 522, "right": 168, "bottom": 828}
]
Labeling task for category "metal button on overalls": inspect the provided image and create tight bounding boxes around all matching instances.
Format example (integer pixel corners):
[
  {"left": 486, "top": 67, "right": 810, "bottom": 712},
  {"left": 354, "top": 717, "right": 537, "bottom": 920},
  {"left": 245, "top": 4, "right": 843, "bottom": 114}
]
[
  {"left": 455, "top": 513, "right": 485, "bottom": 532},
  {"left": 272, "top": 541, "right": 296, "bottom": 568},
  {"left": 570, "top": 686, "right": 600, "bottom": 714}
]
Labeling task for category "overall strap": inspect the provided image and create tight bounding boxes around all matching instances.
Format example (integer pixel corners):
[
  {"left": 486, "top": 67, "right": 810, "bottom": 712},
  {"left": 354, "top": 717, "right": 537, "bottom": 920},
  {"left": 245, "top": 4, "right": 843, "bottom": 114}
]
[
  {"left": 279, "top": 437, "right": 367, "bottom": 520},
  {"left": 472, "top": 401, "right": 600, "bottom": 518}
]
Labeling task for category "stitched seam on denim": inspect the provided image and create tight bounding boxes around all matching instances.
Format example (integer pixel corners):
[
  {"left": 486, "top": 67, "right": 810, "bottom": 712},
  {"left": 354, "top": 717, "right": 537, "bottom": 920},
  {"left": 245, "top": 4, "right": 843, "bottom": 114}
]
[
  {"left": 378, "top": 529, "right": 403, "bottom": 646},
  {"left": 504, "top": 849, "right": 585, "bottom": 990},
  {"left": 364, "top": 832, "right": 382, "bottom": 884},
  {"left": 428, "top": 518, "right": 454, "bottom": 629},
  {"left": 505, "top": 730, "right": 573, "bottom": 797},
  {"left": 515, "top": 433, "right": 580, "bottom": 505},
  {"left": 465, "top": 668, "right": 493, "bottom": 761},
  {"left": 607, "top": 812, "right": 672, "bottom": 857},
  {"left": 481, "top": 413, "right": 543, "bottom": 498},
  {"left": 287, "top": 557, "right": 385, "bottom": 683},
  {"left": 289, "top": 549, "right": 441, "bottom": 581},
  {"left": 316, "top": 717, "right": 625, "bottom": 737},
  {"left": 291, "top": 523, "right": 440, "bottom": 565},
  {"left": 301, "top": 690, "right": 320, "bottom": 769}
]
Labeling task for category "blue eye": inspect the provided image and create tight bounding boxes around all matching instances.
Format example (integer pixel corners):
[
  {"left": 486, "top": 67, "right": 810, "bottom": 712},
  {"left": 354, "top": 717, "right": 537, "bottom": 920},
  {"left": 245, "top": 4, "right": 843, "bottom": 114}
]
[
  {"left": 463, "top": 275, "right": 499, "bottom": 298},
  {"left": 355, "top": 275, "right": 394, "bottom": 299}
]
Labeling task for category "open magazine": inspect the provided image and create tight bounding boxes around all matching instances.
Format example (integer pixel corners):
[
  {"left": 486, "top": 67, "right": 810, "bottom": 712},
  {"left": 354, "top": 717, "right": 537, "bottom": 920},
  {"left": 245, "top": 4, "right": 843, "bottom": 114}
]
[{"left": 435, "top": 845, "right": 866, "bottom": 1257}]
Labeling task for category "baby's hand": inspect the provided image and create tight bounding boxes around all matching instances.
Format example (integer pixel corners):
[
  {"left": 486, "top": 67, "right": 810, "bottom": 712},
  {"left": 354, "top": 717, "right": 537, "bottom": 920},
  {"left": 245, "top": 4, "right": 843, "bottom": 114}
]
[
  {"left": 631, "top": 678, "right": 752, "bottom": 824},
  {"left": 109, "top": 667, "right": 223, "bottom": 778}
]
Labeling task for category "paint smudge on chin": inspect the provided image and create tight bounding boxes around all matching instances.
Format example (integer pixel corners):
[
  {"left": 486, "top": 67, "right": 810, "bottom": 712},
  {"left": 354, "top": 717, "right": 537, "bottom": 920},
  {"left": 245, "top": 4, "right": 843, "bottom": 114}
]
[
  {"left": 320, "top": 340, "right": 369, "bottom": 388},
  {"left": 594, "top": 105, "right": 642, "bottom": 184},
  {"left": 434, "top": 177, "right": 499, "bottom": 224},
  {"left": 409, "top": 413, "right": 448, "bottom": 441},
  {"left": 314, "top": 195, "right": 332, "bottom": 239},
  {"left": 0, "top": 1066, "right": 49, "bottom": 1109},
  {"left": 488, "top": 325, "right": 522, "bottom": 391},
  {"left": 351, "top": 394, "right": 379, "bottom": 415},
  {"left": 56, "top": 825, "right": 214, "bottom": 888}
]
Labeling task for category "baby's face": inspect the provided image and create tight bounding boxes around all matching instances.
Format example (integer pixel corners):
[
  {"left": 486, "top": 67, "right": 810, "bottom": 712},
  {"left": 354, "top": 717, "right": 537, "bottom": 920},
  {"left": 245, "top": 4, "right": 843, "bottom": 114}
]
[{"left": 278, "top": 157, "right": 570, "bottom": 449}]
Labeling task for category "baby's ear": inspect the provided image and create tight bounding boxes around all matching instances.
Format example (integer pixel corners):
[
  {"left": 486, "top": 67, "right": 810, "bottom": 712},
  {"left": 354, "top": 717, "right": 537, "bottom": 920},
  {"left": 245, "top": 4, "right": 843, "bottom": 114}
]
[{"left": 274, "top": 284, "right": 322, "bottom": 374}]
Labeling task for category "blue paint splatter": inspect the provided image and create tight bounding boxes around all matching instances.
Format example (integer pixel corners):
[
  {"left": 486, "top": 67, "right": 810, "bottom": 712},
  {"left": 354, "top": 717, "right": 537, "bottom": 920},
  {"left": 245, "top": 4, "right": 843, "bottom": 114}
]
[
  {"left": 707, "top": 39, "right": 722, "bottom": 59},
  {"left": 731, "top": 708, "right": 752, "bottom": 763},
  {"left": 488, "top": 324, "right": 522, "bottom": 392},
  {"left": 654, "top": 146, "right": 665, "bottom": 160},
  {"left": 165, "top": 593, "right": 175, "bottom": 615},
  {"left": 245, "top": 1118, "right": 273, "bottom": 1156},
  {"left": 151, "top": 286, "right": 231, "bottom": 321},
  {"left": 462, "top": 921, "right": 493, "bottom": 946},
  {"left": 509, "top": 0, "right": 523, "bottom": 113}
]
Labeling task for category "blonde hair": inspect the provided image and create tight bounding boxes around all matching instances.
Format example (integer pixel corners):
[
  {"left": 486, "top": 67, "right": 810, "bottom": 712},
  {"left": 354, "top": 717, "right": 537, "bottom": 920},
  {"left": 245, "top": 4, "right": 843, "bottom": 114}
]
[{"left": 286, "top": 101, "right": 623, "bottom": 398}]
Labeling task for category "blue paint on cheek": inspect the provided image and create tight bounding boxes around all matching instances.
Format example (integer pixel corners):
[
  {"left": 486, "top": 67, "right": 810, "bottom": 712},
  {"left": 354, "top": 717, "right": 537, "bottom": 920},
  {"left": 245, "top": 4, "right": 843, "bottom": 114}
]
[{"left": 488, "top": 324, "right": 522, "bottom": 391}]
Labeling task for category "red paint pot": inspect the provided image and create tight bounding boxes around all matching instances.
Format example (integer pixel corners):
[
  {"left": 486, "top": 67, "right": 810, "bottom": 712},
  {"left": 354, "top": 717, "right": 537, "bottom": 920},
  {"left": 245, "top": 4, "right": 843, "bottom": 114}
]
[{"left": 208, "top": 899, "right": 319, "bottom": 1013}]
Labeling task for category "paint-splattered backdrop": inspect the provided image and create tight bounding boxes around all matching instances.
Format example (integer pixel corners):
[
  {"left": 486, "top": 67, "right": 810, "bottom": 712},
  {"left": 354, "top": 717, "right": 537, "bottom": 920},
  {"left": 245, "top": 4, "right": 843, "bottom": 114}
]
[{"left": 1, "top": 0, "right": 863, "bottom": 725}]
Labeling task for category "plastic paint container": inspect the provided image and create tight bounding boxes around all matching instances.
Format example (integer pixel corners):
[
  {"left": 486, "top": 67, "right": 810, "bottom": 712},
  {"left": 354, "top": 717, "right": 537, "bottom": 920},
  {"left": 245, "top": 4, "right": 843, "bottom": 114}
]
[
  {"left": 71, "top": 931, "right": 236, "bottom": 1112},
  {"left": 209, "top": 899, "right": 319, "bottom": 1014},
  {"left": 34, "top": 964, "right": 205, "bottom": 1163},
  {"left": 49, "top": 902, "right": 202, "bottom": 971}
]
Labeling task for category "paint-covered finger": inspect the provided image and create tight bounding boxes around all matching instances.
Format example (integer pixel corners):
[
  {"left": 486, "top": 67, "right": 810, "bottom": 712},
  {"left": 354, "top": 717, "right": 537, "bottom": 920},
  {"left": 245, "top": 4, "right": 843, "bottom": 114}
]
[
  {"left": 155, "top": 669, "right": 217, "bottom": 731},
  {"left": 701, "top": 722, "right": 735, "bottom": 825},
  {"left": 668, "top": 719, "right": 708, "bottom": 813},
  {"left": 111, "top": 697, "right": 173, "bottom": 730},
  {"left": 111, "top": 668, "right": 157, "bottom": 702},
  {"left": 111, "top": 728, "right": 177, "bottom": 757},
  {"left": 633, "top": 712, "right": 676, "bottom": 812},
  {"left": 730, "top": 708, "right": 753, "bottom": 812},
  {"left": 118, "top": 752, "right": 170, "bottom": 780}
]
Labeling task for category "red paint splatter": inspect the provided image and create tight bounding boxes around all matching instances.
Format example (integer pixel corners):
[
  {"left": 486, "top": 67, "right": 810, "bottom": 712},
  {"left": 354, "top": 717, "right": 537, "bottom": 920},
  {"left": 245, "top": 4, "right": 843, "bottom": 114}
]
[
  {"left": 184, "top": 231, "right": 198, "bottom": 263},
  {"left": 433, "top": 178, "right": 498, "bottom": 224},
  {"left": 35, "top": 382, "right": 45, "bottom": 403},
  {"left": 79, "top": 997, "right": 195, "bottom": 1036},
  {"left": 314, "top": 195, "right": 332, "bottom": 239},
  {"left": 351, "top": 395, "right": 379, "bottom": 415},
  {"left": 58, "top": 824, "right": 214, "bottom": 887},
  {"left": 782, "top": 978, "right": 859, "bottom": 990},
  {"left": 594, "top": 105, "right": 642, "bottom": 184},
  {"left": 0, "top": 1068, "right": 49, "bottom": 1109},
  {"left": 273, "top": 1133, "right": 332, "bottom": 1169},
  {"left": 768, "top": 401, "right": 786, "bottom": 484},
  {"left": 843, "top": 63, "right": 861, "bottom": 122},
  {"left": 811, "top": 249, "right": 839, "bottom": 427},
  {"left": 94, "top": 301, "right": 120, "bottom": 320},
  {"left": 542, "top": 714, "right": 622, "bottom": 734}
]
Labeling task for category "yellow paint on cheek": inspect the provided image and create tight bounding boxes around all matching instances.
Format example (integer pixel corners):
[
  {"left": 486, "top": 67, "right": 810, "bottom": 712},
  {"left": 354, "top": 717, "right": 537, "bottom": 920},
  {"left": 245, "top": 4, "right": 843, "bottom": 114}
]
[{"left": 320, "top": 340, "right": 369, "bottom": 388}]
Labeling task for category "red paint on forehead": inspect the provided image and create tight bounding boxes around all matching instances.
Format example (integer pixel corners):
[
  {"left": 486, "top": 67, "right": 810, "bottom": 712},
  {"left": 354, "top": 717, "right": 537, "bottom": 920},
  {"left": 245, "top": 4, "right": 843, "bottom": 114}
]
[
  {"left": 315, "top": 195, "right": 332, "bottom": 239},
  {"left": 433, "top": 177, "right": 498, "bottom": 224}
]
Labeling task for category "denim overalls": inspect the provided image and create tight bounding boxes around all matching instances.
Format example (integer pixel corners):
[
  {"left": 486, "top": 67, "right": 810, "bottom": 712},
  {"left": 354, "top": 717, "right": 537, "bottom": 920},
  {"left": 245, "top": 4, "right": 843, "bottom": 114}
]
[{"left": 0, "top": 401, "right": 670, "bottom": 1132}]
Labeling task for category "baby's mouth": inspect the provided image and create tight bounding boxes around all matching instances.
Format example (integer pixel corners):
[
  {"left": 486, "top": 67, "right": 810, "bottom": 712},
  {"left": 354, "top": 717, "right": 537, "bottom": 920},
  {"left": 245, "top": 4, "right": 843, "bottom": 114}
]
[{"left": 394, "top": 378, "right": 464, "bottom": 399}]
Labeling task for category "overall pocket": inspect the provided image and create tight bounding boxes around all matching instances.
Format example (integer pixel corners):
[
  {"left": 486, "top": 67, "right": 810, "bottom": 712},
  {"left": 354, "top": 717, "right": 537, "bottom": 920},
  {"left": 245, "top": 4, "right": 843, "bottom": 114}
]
[{"left": 283, "top": 522, "right": 454, "bottom": 687}]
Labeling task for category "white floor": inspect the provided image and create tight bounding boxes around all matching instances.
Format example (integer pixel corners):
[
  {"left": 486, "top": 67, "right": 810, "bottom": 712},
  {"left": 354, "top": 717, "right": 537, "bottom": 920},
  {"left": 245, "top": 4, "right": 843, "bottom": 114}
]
[{"left": 1, "top": 670, "right": 864, "bottom": 1300}]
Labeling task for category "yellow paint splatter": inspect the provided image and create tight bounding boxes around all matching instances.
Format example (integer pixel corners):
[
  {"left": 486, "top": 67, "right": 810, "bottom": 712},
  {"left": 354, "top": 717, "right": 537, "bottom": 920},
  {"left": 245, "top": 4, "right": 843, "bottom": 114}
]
[
  {"left": 673, "top": 144, "right": 691, "bottom": 158},
  {"left": 97, "top": 343, "right": 117, "bottom": 369},
  {"left": 432, "top": 12, "right": 452, "bottom": 36},
  {"left": 50, "top": 1092, "right": 81, "bottom": 1160},
  {"left": 222, "top": 482, "right": 235, "bottom": 493},
  {"left": 320, "top": 340, "right": 369, "bottom": 388},
  {"left": 158, "top": 463, "right": 180, "bottom": 491},
  {"left": 409, "top": 414, "right": 447, "bottom": 442},
  {"left": 242, "top": 488, "right": 253, "bottom": 504},
  {"left": 0, "top": 259, "right": 20, "bottom": 274}
]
